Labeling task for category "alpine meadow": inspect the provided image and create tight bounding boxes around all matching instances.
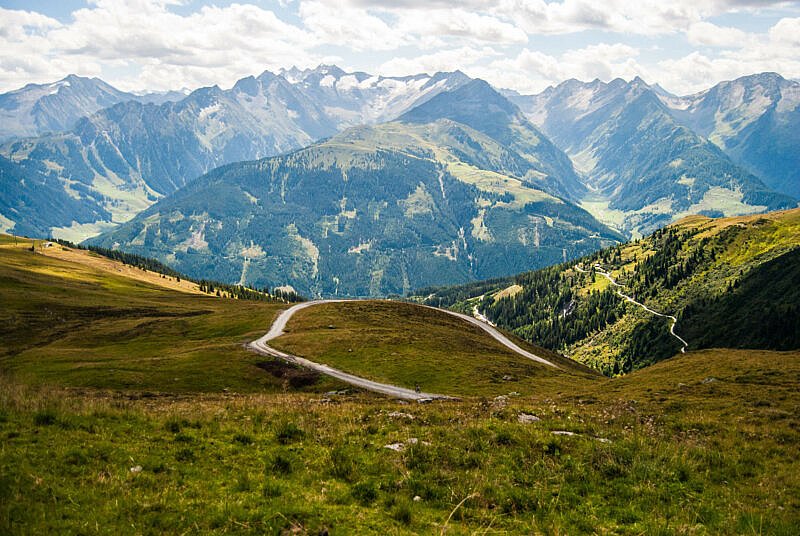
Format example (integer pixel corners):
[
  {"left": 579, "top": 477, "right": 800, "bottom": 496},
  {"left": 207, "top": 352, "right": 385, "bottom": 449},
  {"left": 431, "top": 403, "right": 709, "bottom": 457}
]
[{"left": 1, "top": 1, "right": 799, "bottom": 534}]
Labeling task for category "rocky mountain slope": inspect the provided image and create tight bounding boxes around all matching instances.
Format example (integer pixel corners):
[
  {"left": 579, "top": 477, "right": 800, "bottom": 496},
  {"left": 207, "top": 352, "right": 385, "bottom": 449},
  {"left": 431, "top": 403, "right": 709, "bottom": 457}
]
[
  {"left": 512, "top": 77, "right": 796, "bottom": 237},
  {"left": 0, "top": 75, "right": 139, "bottom": 141},
  {"left": 0, "top": 67, "right": 469, "bottom": 241},
  {"left": 400, "top": 80, "right": 585, "bottom": 201},
  {"left": 661, "top": 72, "right": 800, "bottom": 199}
]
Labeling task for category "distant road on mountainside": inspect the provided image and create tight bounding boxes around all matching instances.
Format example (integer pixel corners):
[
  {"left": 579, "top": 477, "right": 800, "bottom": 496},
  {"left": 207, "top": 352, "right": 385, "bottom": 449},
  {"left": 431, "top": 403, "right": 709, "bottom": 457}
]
[{"left": 575, "top": 265, "right": 688, "bottom": 353}]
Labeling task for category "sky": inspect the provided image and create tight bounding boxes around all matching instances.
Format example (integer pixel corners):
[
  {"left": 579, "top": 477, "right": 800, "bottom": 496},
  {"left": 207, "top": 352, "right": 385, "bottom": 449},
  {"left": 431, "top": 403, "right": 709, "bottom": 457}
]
[{"left": 1, "top": 0, "right": 799, "bottom": 95}]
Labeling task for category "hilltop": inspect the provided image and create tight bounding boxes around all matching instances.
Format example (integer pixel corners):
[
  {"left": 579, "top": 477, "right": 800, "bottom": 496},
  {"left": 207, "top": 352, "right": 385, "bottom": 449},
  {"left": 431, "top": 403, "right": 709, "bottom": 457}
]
[{"left": 0, "top": 234, "right": 312, "bottom": 393}]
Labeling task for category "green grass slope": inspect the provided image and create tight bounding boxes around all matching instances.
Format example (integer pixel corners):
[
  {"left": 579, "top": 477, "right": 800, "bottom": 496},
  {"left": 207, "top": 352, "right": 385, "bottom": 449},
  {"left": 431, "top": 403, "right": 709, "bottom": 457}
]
[
  {"left": 1, "top": 234, "right": 798, "bottom": 533},
  {"left": 270, "top": 301, "right": 598, "bottom": 397},
  {"left": 0, "top": 235, "right": 336, "bottom": 393},
  {"left": 1, "top": 348, "right": 798, "bottom": 534}
]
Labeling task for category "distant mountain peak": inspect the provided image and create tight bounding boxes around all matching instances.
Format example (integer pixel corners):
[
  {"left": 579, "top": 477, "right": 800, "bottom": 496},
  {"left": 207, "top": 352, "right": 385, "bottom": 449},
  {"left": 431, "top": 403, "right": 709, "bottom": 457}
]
[
  {"left": 400, "top": 78, "right": 519, "bottom": 126},
  {"left": 314, "top": 64, "right": 346, "bottom": 77}
]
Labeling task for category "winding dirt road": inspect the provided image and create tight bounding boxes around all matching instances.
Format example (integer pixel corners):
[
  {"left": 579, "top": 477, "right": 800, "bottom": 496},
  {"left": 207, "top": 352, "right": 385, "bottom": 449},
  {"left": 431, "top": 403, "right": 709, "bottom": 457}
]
[
  {"left": 248, "top": 299, "right": 560, "bottom": 400},
  {"left": 430, "top": 305, "right": 559, "bottom": 368},
  {"left": 576, "top": 264, "right": 688, "bottom": 353}
]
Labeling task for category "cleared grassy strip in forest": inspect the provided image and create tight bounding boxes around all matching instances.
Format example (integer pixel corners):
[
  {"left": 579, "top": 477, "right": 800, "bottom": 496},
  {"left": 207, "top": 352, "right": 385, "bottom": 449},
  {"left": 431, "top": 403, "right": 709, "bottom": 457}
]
[
  {"left": 0, "top": 239, "right": 338, "bottom": 394},
  {"left": 1, "top": 348, "right": 798, "bottom": 534}
]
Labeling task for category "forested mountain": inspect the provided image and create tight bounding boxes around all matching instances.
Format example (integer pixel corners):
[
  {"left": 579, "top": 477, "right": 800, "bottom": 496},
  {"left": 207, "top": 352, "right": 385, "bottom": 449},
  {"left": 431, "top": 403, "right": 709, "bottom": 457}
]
[
  {"left": 419, "top": 208, "right": 800, "bottom": 375},
  {"left": 0, "top": 67, "right": 469, "bottom": 241},
  {"left": 661, "top": 72, "right": 800, "bottom": 199},
  {"left": 0, "top": 155, "right": 110, "bottom": 237},
  {"left": 89, "top": 82, "right": 621, "bottom": 297},
  {"left": 400, "top": 80, "right": 585, "bottom": 201},
  {"left": 512, "top": 77, "right": 796, "bottom": 237}
]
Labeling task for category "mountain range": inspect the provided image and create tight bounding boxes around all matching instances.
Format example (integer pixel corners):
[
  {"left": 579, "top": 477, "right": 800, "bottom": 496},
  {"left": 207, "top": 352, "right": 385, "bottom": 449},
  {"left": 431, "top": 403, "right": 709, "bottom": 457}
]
[
  {"left": 89, "top": 80, "right": 620, "bottom": 297},
  {"left": 0, "top": 67, "right": 469, "bottom": 240},
  {"left": 0, "top": 66, "right": 797, "bottom": 295},
  {"left": 511, "top": 75, "right": 796, "bottom": 236},
  {"left": 661, "top": 72, "right": 800, "bottom": 199},
  {"left": 0, "top": 74, "right": 188, "bottom": 142}
]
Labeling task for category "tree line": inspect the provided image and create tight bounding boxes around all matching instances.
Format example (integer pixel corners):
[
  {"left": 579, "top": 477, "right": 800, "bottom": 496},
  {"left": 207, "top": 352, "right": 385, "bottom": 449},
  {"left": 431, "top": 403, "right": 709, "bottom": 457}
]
[{"left": 52, "top": 238, "right": 304, "bottom": 303}]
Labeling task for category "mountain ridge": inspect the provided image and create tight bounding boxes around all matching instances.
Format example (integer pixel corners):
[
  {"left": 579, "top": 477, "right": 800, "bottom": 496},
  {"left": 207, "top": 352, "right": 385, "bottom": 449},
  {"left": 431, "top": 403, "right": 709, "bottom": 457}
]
[
  {"left": 419, "top": 207, "right": 800, "bottom": 375},
  {"left": 660, "top": 72, "right": 800, "bottom": 199},
  {"left": 0, "top": 67, "right": 471, "bottom": 240},
  {"left": 511, "top": 75, "right": 796, "bottom": 237},
  {"left": 88, "top": 82, "right": 622, "bottom": 296}
]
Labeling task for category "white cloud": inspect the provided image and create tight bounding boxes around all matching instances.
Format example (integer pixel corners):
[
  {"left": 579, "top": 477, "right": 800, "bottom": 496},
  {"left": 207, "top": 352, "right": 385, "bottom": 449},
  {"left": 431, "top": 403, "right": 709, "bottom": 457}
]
[
  {"left": 392, "top": 8, "right": 527, "bottom": 45},
  {"left": 472, "top": 43, "right": 645, "bottom": 94},
  {"left": 0, "top": 0, "right": 797, "bottom": 96},
  {"left": 658, "top": 17, "right": 800, "bottom": 93},
  {"left": 686, "top": 21, "right": 751, "bottom": 47},
  {"left": 769, "top": 16, "right": 800, "bottom": 47},
  {"left": 0, "top": 7, "right": 61, "bottom": 37},
  {"left": 0, "top": 1, "right": 320, "bottom": 92},
  {"left": 298, "top": 1, "right": 528, "bottom": 50},
  {"left": 298, "top": 1, "right": 407, "bottom": 51},
  {"left": 377, "top": 46, "right": 500, "bottom": 77},
  {"left": 492, "top": 0, "right": 708, "bottom": 36}
]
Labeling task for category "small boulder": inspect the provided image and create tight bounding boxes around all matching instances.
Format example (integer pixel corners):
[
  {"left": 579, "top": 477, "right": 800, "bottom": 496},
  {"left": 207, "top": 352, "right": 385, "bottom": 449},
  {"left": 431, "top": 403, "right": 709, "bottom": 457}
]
[
  {"left": 517, "top": 413, "right": 541, "bottom": 424},
  {"left": 490, "top": 395, "right": 508, "bottom": 410},
  {"left": 383, "top": 438, "right": 424, "bottom": 452}
]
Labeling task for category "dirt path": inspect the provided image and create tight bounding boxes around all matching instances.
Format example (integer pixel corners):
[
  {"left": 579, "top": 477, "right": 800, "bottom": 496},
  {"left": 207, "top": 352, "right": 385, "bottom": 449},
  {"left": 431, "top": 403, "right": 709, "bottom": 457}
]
[
  {"left": 431, "top": 305, "right": 559, "bottom": 369},
  {"left": 576, "top": 264, "right": 688, "bottom": 353},
  {"left": 249, "top": 299, "right": 561, "bottom": 399},
  {"left": 249, "top": 300, "right": 455, "bottom": 401}
]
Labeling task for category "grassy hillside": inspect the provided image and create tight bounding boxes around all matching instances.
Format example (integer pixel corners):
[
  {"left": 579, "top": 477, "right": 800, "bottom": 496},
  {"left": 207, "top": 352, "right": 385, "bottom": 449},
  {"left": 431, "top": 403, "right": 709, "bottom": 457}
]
[
  {"left": 0, "top": 235, "right": 334, "bottom": 393},
  {"left": 270, "top": 301, "right": 598, "bottom": 397},
  {"left": 2, "top": 231, "right": 798, "bottom": 533},
  {"left": 2, "top": 348, "right": 798, "bottom": 534},
  {"left": 418, "top": 208, "right": 800, "bottom": 375}
]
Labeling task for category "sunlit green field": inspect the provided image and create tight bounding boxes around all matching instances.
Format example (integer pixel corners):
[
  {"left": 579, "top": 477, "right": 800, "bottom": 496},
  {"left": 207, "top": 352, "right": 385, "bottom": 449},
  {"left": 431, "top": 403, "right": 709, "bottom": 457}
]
[
  {"left": 1, "top": 235, "right": 798, "bottom": 533},
  {"left": 270, "top": 300, "right": 598, "bottom": 398}
]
